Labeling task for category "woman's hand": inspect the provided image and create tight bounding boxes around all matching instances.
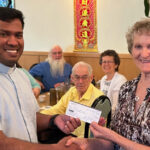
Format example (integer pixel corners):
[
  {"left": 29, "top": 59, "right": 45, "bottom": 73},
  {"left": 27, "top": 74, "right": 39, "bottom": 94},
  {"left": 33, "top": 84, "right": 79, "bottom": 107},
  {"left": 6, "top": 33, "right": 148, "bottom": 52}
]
[
  {"left": 90, "top": 122, "right": 112, "bottom": 141},
  {"left": 32, "top": 87, "right": 41, "bottom": 98}
]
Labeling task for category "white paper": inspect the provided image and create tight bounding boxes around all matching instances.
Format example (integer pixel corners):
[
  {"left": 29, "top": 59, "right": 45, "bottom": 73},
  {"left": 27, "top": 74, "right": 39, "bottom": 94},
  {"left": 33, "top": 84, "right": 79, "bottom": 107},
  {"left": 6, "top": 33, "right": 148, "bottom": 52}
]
[{"left": 66, "top": 101, "right": 101, "bottom": 123}]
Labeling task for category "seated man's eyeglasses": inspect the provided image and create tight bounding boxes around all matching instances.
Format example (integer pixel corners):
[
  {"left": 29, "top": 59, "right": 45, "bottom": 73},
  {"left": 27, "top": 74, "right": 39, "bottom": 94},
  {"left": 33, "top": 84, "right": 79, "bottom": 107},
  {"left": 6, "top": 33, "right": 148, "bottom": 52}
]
[
  {"left": 52, "top": 52, "right": 62, "bottom": 55},
  {"left": 74, "top": 75, "right": 89, "bottom": 81}
]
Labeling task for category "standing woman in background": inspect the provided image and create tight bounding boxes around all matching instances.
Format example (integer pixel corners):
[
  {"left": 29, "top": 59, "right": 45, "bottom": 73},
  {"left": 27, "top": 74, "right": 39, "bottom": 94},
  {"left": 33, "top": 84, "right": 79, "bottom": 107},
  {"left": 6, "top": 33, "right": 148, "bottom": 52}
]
[{"left": 99, "top": 50, "right": 127, "bottom": 116}]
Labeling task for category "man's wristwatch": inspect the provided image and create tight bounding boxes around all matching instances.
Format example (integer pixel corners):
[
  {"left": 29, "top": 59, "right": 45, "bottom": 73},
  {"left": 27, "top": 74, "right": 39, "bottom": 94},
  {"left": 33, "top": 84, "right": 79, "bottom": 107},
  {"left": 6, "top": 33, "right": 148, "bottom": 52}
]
[{"left": 48, "top": 114, "right": 59, "bottom": 129}]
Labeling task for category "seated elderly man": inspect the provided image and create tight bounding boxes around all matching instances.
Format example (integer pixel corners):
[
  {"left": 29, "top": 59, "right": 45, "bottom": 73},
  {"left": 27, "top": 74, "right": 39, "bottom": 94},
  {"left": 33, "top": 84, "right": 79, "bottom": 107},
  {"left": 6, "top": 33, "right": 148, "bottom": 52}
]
[
  {"left": 41, "top": 61, "right": 111, "bottom": 137},
  {"left": 29, "top": 45, "right": 72, "bottom": 93}
]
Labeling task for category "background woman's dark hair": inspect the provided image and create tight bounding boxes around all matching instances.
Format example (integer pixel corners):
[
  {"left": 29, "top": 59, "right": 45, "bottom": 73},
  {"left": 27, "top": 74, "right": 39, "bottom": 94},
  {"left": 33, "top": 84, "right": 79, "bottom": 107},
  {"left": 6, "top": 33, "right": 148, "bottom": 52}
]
[{"left": 99, "top": 49, "right": 120, "bottom": 71}]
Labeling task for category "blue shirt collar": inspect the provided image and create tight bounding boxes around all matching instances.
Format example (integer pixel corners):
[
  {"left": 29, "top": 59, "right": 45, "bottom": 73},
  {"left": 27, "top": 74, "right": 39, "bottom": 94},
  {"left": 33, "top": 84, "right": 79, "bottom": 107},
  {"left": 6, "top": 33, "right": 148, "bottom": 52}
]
[{"left": 0, "top": 63, "right": 16, "bottom": 74}]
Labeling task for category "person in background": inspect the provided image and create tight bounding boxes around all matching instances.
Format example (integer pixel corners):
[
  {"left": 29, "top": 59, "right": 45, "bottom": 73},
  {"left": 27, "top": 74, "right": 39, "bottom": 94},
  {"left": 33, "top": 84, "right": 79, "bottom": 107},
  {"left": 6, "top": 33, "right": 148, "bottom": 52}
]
[
  {"left": 41, "top": 61, "right": 110, "bottom": 138},
  {"left": 16, "top": 62, "right": 41, "bottom": 98},
  {"left": 66, "top": 18, "right": 150, "bottom": 150},
  {"left": 29, "top": 45, "right": 72, "bottom": 93},
  {"left": 0, "top": 7, "right": 81, "bottom": 150},
  {"left": 99, "top": 50, "right": 127, "bottom": 116}
]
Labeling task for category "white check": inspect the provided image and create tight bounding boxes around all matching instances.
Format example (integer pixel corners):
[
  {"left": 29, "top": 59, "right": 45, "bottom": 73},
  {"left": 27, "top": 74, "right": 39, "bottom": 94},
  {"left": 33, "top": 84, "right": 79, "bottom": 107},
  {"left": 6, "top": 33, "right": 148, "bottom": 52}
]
[{"left": 66, "top": 101, "right": 101, "bottom": 124}]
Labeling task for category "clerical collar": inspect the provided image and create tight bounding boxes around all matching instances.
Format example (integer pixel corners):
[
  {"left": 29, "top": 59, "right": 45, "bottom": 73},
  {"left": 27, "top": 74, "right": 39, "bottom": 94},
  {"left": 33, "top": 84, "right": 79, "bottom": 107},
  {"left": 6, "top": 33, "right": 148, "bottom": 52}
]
[{"left": 0, "top": 63, "right": 16, "bottom": 74}]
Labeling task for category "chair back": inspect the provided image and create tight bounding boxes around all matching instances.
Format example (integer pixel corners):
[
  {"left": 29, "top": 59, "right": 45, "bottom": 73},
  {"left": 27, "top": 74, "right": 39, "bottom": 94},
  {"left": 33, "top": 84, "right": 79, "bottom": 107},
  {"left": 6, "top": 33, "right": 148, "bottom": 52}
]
[{"left": 84, "top": 95, "right": 111, "bottom": 138}]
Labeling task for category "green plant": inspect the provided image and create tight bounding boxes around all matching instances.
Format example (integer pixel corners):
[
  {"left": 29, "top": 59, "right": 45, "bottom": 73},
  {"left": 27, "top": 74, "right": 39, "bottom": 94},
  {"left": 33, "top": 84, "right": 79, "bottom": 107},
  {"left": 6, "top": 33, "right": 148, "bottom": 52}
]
[{"left": 144, "top": 0, "right": 150, "bottom": 17}]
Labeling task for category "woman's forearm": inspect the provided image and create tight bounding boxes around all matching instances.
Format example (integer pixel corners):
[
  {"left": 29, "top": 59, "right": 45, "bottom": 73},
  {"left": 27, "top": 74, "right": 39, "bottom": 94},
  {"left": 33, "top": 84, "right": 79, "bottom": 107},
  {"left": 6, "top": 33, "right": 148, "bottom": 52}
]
[{"left": 109, "top": 130, "right": 150, "bottom": 150}]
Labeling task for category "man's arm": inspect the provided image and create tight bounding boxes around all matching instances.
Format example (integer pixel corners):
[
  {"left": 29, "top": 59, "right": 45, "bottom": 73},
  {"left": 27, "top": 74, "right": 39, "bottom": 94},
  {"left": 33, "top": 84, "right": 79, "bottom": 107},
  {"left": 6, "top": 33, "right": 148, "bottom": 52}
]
[
  {"left": 36, "top": 112, "right": 81, "bottom": 134},
  {"left": 36, "top": 112, "right": 51, "bottom": 132},
  {"left": 0, "top": 131, "right": 81, "bottom": 150},
  {"left": 0, "top": 131, "right": 56, "bottom": 150},
  {"left": 36, "top": 79, "right": 45, "bottom": 90}
]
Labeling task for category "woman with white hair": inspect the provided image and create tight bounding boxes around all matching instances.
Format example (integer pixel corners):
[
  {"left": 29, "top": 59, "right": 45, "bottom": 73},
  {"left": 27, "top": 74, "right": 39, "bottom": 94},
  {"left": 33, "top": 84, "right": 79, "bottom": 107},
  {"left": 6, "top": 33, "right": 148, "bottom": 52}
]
[{"left": 66, "top": 18, "right": 150, "bottom": 150}]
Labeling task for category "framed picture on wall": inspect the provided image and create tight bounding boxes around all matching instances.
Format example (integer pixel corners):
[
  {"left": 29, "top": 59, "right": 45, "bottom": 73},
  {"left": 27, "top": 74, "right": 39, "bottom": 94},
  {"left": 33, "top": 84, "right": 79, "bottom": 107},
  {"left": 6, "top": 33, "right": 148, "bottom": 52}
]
[{"left": 0, "top": 0, "right": 15, "bottom": 8}]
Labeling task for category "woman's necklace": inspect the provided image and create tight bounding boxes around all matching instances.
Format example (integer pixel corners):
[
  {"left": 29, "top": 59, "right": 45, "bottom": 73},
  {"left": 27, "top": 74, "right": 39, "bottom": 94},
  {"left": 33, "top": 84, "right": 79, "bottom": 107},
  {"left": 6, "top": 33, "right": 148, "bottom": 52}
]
[{"left": 135, "top": 95, "right": 140, "bottom": 102}]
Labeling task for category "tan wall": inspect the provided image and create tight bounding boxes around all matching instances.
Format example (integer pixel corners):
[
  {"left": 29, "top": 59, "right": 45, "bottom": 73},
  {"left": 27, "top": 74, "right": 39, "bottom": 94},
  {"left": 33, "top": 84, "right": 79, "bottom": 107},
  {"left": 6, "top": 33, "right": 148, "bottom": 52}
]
[{"left": 19, "top": 51, "right": 140, "bottom": 81}]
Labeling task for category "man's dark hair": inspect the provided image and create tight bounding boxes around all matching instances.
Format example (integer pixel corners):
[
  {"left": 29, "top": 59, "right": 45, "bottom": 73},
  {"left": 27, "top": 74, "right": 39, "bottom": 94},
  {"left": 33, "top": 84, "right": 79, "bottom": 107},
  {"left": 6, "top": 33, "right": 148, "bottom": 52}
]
[
  {"left": 0, "top": 7, "right": 24, "bottom": 28},
  {"left": 8, "top": 0, "right": 12, "bottom": 8},
  {"left": 99, "top": 49, "right": 120, "bottom": 71}
]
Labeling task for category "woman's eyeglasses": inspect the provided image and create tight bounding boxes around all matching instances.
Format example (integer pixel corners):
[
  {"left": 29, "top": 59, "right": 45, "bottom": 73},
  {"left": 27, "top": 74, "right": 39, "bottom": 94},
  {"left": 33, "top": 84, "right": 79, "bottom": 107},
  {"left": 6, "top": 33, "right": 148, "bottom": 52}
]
[{"left": 101, "top": 61, "right": 114, "bottom": 64}]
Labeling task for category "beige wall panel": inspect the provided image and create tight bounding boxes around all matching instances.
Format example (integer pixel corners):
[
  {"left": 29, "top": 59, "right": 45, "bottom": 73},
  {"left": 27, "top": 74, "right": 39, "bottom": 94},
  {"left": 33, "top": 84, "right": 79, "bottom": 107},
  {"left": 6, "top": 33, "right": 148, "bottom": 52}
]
[
  {"left": 19, "top": 51, "right": 140, "bottom": 81},
  {"left": 40, "top": 56, "right": 47, "bottom": 62},
  {"left": 19, "top": 55, "right": 39, "bottom": 70},
  {"left": 119, "top": 55, "right": 140, "bottom": 80}
]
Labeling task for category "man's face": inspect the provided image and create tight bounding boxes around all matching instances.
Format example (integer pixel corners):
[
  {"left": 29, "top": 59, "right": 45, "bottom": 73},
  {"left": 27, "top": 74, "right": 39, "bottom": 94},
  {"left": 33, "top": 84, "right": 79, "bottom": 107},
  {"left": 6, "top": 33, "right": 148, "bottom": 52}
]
[
  {"left": 51, "top": 46, "right": 62, "bottom": 60},
  {"left": 0, "top": 19, "right": 24, "bottom": 67},
  {"left": 71, "top": 65, "right": 93, "bottom": 96}
]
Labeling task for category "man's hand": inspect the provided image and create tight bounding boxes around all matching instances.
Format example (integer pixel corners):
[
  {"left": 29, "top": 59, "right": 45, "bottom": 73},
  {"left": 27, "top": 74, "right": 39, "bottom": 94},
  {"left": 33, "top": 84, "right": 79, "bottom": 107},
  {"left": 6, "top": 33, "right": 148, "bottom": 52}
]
[
  {"left": 66, "top": 137, "right": 89, "bottom": 150},
  {"left": 55, "top": 114, "right": 81, "bottom": 134},
  {"left": 54, "top": 82, "right": 64, "bottom": 88},
  {"left": 57, "top": 136, "right": 82, "bottom": 150}
]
